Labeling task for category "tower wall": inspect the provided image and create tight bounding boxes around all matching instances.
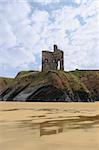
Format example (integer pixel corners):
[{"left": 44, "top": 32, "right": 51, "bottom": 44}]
[{"left": 42, "top": 45, "right": 64, "bottom": 71}]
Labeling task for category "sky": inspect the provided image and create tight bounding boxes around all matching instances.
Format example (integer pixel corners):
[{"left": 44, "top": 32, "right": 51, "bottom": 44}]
[{"left": 0, "top": 0, "right": 99, "bottom": 77}]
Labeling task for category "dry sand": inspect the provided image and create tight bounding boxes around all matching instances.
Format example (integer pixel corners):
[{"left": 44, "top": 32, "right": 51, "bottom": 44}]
[{"left": 0, "top": 102, "right": 99, "bottom": 150}]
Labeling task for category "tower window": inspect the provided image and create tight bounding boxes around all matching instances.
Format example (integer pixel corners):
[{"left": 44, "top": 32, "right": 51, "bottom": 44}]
[
  {"left": 57, "top": 60, "right": 60, "bottom": 70},
  {"left": 45, "top": 59, "right": 48, "bottom": 63}
]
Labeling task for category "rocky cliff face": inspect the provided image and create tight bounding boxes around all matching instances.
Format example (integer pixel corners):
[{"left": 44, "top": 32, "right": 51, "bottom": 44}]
[
  {"left": 0, "top": 77, "right": 14, "bottom": 95},
  {"left": 0, "top": 70, "right": 99, "bottom": 102}
]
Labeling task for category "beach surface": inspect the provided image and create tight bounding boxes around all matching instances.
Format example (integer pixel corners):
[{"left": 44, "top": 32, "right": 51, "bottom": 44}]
[{"left": 0, "top": 102, "right": 99, "bottom": 150}]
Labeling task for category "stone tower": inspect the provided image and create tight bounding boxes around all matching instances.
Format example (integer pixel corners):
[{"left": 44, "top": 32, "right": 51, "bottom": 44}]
[{"left": 42, "top": 45, "right": 64, "bottom": 71}]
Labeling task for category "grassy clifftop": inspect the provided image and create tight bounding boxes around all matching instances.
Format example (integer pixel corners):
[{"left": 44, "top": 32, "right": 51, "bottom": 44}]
[
  {"left": 0, "top": 70, "right": 99, "bottom": 102},
  {"left": 0, "top": 77, "right": 14, "bottom": 94}
]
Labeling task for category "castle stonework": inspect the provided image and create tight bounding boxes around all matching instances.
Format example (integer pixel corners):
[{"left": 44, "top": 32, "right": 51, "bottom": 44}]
[{"left": 42, "top": 45, "right": 64, "bottom": 71}]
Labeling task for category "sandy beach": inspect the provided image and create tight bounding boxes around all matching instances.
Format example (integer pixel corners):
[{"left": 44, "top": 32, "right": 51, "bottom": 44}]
[{"left": 0, "top": 102, "right": 99, "bottom": 150}]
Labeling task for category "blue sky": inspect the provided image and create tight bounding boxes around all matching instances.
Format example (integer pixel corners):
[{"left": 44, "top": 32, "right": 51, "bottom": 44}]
[{"left": 0, "top": 0, "right": 99, "bottom": 77}]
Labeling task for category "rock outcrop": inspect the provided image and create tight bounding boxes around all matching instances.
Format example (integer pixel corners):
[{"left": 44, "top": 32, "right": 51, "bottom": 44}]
[{"left": 0, "top": 70, "right": 99, "bottom": 102}]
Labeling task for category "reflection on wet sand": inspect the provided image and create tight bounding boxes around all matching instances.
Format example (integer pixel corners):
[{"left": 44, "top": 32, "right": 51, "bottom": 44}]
[
  {"left": 0, "top": 102, "right": 99, "bottom": 150},
  {"left": 17, "top": 115, "right": 99, "bottom": 137}
]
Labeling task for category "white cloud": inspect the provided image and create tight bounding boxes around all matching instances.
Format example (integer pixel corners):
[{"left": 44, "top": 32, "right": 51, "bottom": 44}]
[
  {"left": 0, "top": 17, "right": 16, "bottom": 48},
  {"left": 0, "top": 0, "right": 36, "bottom": 68},
  {"left": 32, "top": 0, "right": 60, "bottom": 5},
  {"left": 64, "top": 13, "right": 99, "bottom": 70},
  {"left": 32, "top": 10, "right": 49, "bottom": 23},
  {"left": 74, "top": 0, "right": 81, "bottom": 4},
  {"left": 36, "top": 0, "right": 99, "bottom": 70},
  {"left": 0, "top": 0, "right": 98, "bottom": 77}
]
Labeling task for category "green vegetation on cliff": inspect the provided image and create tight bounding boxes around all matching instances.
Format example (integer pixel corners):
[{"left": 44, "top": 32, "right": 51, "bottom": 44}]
[
  {"left": 0, "top": 70, "right": 99, "bottom": 102},
  {"left": 0, "top": 77, "right": 14, "bottom": 94}
]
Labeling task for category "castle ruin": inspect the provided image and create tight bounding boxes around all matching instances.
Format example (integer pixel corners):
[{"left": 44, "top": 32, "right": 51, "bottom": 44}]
[{"left": 42, "top": 45, "right": 64, "bottom": 71}]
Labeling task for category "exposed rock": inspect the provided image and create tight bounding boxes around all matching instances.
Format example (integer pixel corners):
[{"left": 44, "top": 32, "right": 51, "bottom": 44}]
[{"left": 0, "top": 70, "right": 99, "bottom": 102}]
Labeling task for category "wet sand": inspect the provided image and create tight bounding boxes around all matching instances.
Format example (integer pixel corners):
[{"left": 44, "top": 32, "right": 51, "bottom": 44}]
[{"left": 0, "top": 102, "right": 99, "bottom": 150}]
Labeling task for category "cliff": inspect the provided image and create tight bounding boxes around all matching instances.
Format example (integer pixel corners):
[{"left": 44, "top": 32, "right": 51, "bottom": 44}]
[
  {"left": 0, "top": 77, "right": 14, "bottom": 94},
  {"left": 0, "top": 70, "right": 99, "bottom": 102}
]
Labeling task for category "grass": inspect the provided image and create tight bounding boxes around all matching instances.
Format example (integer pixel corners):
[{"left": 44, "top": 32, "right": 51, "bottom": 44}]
[
  {"left": 2, "top": 69, "right": 98, "bottom": 92},
  {"left": 0, "top": 77, "right": 14, "bottom": 84}
]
